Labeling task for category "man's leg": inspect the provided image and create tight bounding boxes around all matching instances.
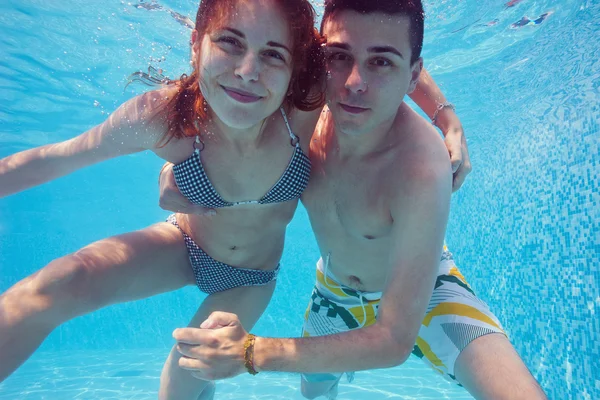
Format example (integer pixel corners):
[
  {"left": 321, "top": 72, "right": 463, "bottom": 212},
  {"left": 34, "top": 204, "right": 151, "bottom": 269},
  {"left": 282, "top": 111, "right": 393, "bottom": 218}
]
[
  {"left": 455, "top": 333, "right": 547, "bottom": 399},
  {"left": 413, "top": 247, "right": 546, "bottom": 399},
  {"left": 298, "top": 258, "right": 374, "bottom": 399},
  {"left": 300, "top": 373, "right": 342, "bottom": 400}
]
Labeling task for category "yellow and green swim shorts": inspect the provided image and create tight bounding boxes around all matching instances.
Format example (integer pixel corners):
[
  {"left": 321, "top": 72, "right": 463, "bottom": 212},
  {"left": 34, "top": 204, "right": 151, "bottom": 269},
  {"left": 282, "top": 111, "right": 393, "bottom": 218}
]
[{"left": 301, "top": 245, "right": 506, "bottom": 385}]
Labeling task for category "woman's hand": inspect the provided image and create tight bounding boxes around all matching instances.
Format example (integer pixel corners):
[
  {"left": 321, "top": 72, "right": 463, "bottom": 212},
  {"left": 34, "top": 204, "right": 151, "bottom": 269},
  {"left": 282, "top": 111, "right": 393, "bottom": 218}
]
[
  {"left": 158, "top": 163, "right": 216, "bottom": 215},
  {"left": 436, "top": 109, "right": 472, "bottom": 192}
]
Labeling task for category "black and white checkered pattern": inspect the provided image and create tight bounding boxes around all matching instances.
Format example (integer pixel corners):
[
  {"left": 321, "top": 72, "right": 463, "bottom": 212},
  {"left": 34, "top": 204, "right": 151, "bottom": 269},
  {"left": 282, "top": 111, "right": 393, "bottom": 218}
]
[
  {"left": 173, "top": 150, "right": 232, "bottom": 208},
  {"left": 167, "top": 214, "right": 279, "bottom": 294},
  {"left": 259, "top": 145, "right": 311, "bottom": 204},
  {"left": 172, "top": 108, "right": 311, "bottom": 208}
]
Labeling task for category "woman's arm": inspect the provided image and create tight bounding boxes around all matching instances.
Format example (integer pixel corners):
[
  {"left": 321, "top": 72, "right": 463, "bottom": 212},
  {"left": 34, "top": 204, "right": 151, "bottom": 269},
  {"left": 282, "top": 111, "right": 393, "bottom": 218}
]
[
  {"left": 409, "top": 68, "right": 472, "bottom": 191},
  {"left": 0, "top": 92, "right": 165, "bottom": 198},
  {"left": 409, "top": 68, "right": 451, "bottom": 126}
]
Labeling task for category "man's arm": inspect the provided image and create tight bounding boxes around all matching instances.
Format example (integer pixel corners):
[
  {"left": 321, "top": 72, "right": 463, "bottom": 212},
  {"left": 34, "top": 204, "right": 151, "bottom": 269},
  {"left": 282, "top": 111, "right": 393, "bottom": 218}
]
[
  {"left": 173, "top": 154, "right": 452, "bottom": 379},
  {"left": 256, "top": 160, "right": 452, "bottom": 373}
]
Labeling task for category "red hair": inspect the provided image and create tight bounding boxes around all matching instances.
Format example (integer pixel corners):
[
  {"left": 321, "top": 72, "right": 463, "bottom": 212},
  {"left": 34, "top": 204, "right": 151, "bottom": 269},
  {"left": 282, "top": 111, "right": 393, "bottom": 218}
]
[{"left": 158, "top": 0, "right": 325, "bottom": 144}]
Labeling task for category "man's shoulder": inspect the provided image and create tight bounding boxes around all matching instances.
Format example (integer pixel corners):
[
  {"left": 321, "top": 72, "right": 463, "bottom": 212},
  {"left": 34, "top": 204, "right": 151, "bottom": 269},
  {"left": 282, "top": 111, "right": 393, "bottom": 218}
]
[
  {"left": 309, "top": 107, "right": 332, "bottom": 159},
  {"left": 392, "top": 103, "right": 440, "bottom": 146},
  {"left": 388, "top": 104, "right": 452, "bottom": 195}
]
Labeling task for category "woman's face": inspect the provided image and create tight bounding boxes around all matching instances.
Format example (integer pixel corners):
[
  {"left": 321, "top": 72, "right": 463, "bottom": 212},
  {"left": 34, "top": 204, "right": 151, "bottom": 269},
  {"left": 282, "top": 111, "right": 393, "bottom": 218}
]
[{"left": 192, "top": 0, "right": 293, "bottom": 130}]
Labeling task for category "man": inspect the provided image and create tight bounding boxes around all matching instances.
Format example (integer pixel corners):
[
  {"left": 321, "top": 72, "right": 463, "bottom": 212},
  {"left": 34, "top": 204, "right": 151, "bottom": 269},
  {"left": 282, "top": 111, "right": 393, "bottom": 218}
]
[{"left": 161, "top": 1, "right": 547, "bottom": 398}]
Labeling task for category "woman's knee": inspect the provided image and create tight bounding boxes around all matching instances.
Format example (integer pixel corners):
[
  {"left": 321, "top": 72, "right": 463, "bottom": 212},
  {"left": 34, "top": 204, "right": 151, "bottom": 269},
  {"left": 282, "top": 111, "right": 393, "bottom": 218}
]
[
  {"left": 0, "top": 253, "right": 94, "bottom": 326},
  {"left": 33, "top": 252, "right": 102, "bottom": 314}
]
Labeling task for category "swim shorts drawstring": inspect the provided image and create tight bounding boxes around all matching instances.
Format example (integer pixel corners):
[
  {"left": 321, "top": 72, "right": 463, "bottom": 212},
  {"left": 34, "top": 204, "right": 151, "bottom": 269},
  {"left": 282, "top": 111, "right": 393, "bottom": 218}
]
[{"left": 323, "top": 252, "right": 368, "bottom": 330}]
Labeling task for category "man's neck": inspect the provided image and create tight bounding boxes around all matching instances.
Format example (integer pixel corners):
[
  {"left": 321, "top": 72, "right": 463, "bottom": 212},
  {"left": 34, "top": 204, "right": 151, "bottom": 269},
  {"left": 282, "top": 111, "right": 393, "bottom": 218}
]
[{"left": 332, "top": 105, "right": 406, "bottom": 159}]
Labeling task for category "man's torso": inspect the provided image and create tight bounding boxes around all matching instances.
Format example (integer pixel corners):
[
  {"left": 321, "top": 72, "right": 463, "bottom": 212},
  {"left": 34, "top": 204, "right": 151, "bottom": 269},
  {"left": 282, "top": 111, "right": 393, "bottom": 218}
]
[{"left": 302, "top": 104, "right": 446, "bottom": 292}]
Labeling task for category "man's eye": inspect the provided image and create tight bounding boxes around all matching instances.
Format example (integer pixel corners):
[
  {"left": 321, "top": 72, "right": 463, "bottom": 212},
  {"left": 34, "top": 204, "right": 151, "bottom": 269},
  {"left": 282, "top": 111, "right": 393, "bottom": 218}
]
[{"left": 371, "top": 58, "right": 392, "bottom": 67}]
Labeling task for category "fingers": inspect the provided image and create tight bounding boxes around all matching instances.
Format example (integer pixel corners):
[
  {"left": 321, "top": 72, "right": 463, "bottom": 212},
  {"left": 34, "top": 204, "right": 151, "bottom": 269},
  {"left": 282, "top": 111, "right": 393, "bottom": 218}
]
[
  {"left": 191, "top": 371, "right": 207, "bottom": 380},
  {"left": 443, "top": 126, "right": 472, "bottom": 192},
  {"left": 202, "top": 311, "right": 241, "bottom": 328},
  {"left": 178, "top": 356, "right": 212, "bottom": 377},
  {"left": 177, "top": 348, "right": 220, "bottom": 381},
  {"left": 452, "top": 161, "right": 472, "bottom": 192},
  {"left": 445, "top": 134, "right": 463, "bottom": 174},
  {"left": 449, "top": 141, "right": 462, "bottom": 173},
  {"left": 173, "top": 327, "right": 208, "bottom": 345},
  {"left": 200, "top": 318, "right": 220, "bottom": 329},
  {"left": 450, "top": 153, "right": 462, "bottom": 174},
  {"left": 158, "top": 163, "right": 216, "bottom": 215},
  {"left": 159, "top": 194, "right": 216, "bottom": 215},
  {"left": 158, "top": 197, "right": 188, "bottom": 213},
  {"left": 176, "top": 343, "right": 199, "bottom": 358}
]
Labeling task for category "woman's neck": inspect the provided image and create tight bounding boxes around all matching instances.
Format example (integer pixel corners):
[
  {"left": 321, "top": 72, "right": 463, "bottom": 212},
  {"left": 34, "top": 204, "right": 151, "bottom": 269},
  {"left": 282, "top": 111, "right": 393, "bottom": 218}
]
[{"left": 205, "top": 111, "right": 274, "bottom": 150}]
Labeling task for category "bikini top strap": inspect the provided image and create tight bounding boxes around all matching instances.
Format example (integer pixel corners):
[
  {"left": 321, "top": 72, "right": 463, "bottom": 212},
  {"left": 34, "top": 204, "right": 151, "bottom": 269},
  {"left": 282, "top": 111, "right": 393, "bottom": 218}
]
[
  {"left": 193, "top": 135, "right": 205, "bottom": 152},
  {"left": 280, "top": 107, "right": 299, "bottom": 146}
]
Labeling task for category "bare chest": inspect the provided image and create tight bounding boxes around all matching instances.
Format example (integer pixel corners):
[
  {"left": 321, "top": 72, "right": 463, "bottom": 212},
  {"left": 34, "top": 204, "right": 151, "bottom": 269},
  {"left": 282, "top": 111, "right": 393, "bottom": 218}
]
[{"left": 304, "top": 158, "right": 392, "bottom": 240}]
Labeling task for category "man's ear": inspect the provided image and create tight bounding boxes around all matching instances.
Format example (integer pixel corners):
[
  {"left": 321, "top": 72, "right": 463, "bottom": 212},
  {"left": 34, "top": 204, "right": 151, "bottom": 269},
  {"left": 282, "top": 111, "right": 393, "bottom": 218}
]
[{"left": 407, "top": 57, "right": 424, "bottom": 94}]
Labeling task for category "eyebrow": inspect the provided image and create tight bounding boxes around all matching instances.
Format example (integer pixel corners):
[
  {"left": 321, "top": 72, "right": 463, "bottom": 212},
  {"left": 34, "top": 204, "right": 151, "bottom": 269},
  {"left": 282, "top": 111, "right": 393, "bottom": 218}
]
[
  {"left": 267, "top": 41, "right": 292, "bottom": 55},
  {"left": 223, "top": 27, "right": 292, "bottom": 55},
  {"left": 369, "top": 45, "right": 404, "bottom": 59},
  {"left": 326, "top": 42, "right": 404, "bottom": 59}
]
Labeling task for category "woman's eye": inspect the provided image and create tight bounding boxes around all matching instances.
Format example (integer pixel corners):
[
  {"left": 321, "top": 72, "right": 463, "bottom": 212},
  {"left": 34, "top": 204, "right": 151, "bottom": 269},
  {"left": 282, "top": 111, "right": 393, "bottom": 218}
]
[
  {"left": 328, "top": 52, "right": 350, "bottom": 62},
  {"left": 371, "top": 58, "right": 392, "bottom": 67},
  {"left": 218, "top": 36, "right": 242, "bottom": 47},
  {"left": 264, "top": 50, "right": 285, "bottom": 61}
]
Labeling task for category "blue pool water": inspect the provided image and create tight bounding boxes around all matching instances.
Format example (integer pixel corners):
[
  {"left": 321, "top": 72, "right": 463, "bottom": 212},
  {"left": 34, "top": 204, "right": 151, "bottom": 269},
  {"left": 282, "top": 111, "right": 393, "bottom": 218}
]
[{"left": 0, "top": 0, "right": 598, "bottom": 399}]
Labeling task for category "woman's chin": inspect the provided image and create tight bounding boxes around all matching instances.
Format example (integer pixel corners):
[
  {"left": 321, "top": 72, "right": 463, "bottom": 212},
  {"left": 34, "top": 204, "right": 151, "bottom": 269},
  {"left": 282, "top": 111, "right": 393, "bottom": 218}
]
[{"left": 213, "top": 106, "right": 279, "bottom": 131}]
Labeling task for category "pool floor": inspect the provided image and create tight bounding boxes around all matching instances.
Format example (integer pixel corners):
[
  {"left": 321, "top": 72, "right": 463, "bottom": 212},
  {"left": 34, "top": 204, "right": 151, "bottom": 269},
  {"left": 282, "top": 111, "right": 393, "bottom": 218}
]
[{"left": 0, "top": 349, "right": 473, "bottom": 399}]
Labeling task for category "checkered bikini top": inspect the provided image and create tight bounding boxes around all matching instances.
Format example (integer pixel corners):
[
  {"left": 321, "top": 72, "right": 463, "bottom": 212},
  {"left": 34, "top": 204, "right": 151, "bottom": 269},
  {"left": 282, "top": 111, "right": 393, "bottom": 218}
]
[{"left": 172, "top": 107, "right": 311, "bottom": 208}]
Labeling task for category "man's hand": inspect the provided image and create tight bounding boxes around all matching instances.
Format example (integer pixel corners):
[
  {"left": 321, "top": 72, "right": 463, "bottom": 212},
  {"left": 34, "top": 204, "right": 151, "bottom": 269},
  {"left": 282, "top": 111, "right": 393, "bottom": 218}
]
[
  {"left": 436, "top": 110, "right": 472, "bottom": 192},
  {"left": 174, "top": 312, "right": 248, "bottom": 381},
  {"left": 158, "top": 163, "right": 215, "bottom": 215}
]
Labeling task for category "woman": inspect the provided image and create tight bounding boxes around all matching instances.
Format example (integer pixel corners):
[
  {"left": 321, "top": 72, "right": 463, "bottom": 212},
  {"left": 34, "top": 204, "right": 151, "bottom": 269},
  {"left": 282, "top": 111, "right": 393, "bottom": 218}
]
[
  {"left": 0, "top": 0, "right": 464, "bottom": 398},
  {"left": 0, "top": 0, "right": 322, "bottom": 398}
]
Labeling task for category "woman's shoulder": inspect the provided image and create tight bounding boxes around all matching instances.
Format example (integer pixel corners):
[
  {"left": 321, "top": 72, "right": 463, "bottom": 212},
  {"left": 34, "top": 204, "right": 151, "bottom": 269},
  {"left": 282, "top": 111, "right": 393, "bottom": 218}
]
[
  {"left": 108, "top": 85, "right": 182, "bottom": 149},
  {"left": 125, "top": 85, "right": 180, "bottom": 122},
  {"left": 286, "top": 106, "right": 323, "bottom": 145}
]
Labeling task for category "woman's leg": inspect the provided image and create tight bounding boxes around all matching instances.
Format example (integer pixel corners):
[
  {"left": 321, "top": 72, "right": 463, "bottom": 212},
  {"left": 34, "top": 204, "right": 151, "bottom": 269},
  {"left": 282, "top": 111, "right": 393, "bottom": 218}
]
[
  {"left": 159, "top": 281, "right": 276, "bottom": 400},
  {"left": 0, "top": 222, "right": 195, "bottom": 383}
]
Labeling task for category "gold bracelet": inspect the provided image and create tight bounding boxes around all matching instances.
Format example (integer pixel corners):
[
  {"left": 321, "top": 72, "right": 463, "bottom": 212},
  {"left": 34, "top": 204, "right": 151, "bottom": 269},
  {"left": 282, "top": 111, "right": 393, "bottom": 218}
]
[{"left": 243, "top": 333, "right": 259, "bottom": 375}]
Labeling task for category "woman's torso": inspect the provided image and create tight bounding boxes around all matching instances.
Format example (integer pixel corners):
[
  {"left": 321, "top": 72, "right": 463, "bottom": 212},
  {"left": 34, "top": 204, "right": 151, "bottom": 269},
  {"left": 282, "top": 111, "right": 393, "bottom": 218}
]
[{"left": 151, "top": 92, "right": 315, "bottom": 270}]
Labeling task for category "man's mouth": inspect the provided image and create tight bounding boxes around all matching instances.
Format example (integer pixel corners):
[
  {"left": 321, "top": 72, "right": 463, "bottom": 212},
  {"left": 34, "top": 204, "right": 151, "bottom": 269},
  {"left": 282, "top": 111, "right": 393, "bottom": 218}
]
[{"left": 339, "top": 103, "right": 369, "bottom": 114}]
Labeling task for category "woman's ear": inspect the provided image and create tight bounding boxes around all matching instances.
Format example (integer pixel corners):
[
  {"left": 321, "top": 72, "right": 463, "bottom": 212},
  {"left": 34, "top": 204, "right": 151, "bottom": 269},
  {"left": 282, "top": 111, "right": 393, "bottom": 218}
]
[{"left": 190, "top": 29, "right": 200, "bottom": 61}]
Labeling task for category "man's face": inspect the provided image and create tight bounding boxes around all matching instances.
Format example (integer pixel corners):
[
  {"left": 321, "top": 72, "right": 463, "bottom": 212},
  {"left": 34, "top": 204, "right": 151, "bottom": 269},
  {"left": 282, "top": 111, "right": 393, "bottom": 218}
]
[{"left": 322, "top": 10, "right": 422, "bottom": 136}]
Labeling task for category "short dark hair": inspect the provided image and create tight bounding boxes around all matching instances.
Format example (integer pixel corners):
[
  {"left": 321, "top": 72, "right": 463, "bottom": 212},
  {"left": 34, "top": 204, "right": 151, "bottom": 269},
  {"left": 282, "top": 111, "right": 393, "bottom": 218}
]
[{"left": 321, "top": 0, "right": 425, "bottom": 64}]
